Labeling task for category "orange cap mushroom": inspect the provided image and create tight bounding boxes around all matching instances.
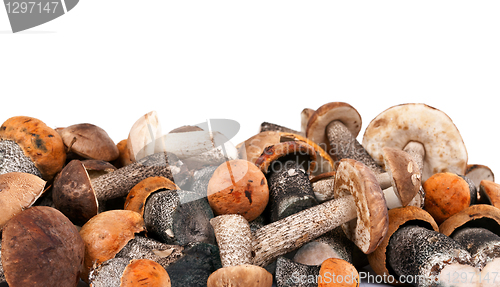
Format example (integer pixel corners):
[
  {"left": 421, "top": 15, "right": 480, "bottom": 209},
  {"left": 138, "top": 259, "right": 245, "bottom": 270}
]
[
  {"left": 318, "top": 258, "right": 359, "bottom": 287},
  {"left": 0, "top": 116, "right": 66, "bottom": 180}
]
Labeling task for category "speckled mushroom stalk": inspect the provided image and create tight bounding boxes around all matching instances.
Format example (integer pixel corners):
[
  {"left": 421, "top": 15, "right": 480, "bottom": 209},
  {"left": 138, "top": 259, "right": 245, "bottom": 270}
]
[
  {"left": 260, "top": 122, "right": 304, "bottom": 136},
  {"left": 275, "top": 256, "right": 320, "bottom": 287},
  {"left": 208, "top": 214, "right": 273, "bottom": 287},
  {"left": 440, "top": 205, "right": 500, "bottom": 278},
  {"left": 252, "top": 158, "right": 388, "bottom": 267},
  {"left": 386, "top": 225, "right": 479, "bottom": 287},
  {"left": 254, "top": 141, "right": 318, "bottom": 222},
  {"left": 306, "top": 102, "right": 384, "bottom": 174}
]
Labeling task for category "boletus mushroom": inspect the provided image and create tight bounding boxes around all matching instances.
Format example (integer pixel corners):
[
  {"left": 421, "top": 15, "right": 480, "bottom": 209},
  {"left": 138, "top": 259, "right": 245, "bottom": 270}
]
[
  {"left": 0, "top": 116, "right": 66, "bottom": 180},
  {"left": 1, "top": 206, "right": 84, "bottom": 287}
]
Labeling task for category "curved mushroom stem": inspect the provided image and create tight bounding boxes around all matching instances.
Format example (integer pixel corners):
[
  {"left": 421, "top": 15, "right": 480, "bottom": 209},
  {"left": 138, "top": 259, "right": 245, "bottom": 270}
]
[
  {"left": 253, "top": 195, "right": 357, "bottom": 267},
  {"left": 387, "top": 226, "right": 477, "bottom": 287},
  {"left": 210, "top": 214, "right": 253, "bottom": 267},
  {"left": 451, "top": 227, "right": 500, "bottom": 269},
  {"left": 403, "top": 141, "right": 425, "bottom": 174},
  {"left": 326, "top": 120, "right": 384, "bottom": 174}
]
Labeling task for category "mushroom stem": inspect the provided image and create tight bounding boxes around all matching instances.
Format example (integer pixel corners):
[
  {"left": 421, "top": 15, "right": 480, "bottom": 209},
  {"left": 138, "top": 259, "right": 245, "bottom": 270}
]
[
  {"left": 260, "top": 122, "right": 303, "bottom": 136},
  {"left": 91, "top": 152, "right": 181, "bottom": 201},
  {"left": 0, "top": 140, "right": 42, "bottom": 178},
  {"left": 387, "top": 225, "right": 475, "bottom": 287},
  {"left": 267, "top": 160, "right": 318, "bottom": 222},
  {"left": 403, "top": 141, "right": 425, "bottom": 174},
  {"left": 451, "top": 227, "right": 500, "bottom": 269},
  {"left": 210, "top": 214, "right": 253, "bottom": 267},
  {"left": 326, "top": 120, "right": 384, "bottom": 174},
  {"left": 375, "top": 172, "right": 392, "bottom": 190},
  {"left": 252, "top": 194, "right": 357, "bottom": 267}
]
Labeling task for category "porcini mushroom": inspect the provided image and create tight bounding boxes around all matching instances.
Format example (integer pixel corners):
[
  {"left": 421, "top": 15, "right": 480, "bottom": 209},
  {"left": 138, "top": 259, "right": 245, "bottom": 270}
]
[
  {"left": 362, "top": 103, "right": 468, "bottom": 183},
  {"left": 306, "top": 102, "right": 384, "bottom": 174},
  {"left": 440, "top": 205, "right": 500, "bottom": 274},
  {"left": 89, "top": 258, "right": 171, "bottom": 287},
  {"left": 52, "top": 152, "right": 183, "bottom": 225},
  {"left": 1, "top": 206, "right": 84, "bottom": 287},
  {"left": 59, "top": 123, "right": 119, "bottom": 162},
  {"left": 207, "top": 159, "right": 269, "bottom": 222},
  {"left": 79, "top": 210, "right": 146, "bottom": 282},
  {"left": 0, "top": 172, "right": 46, "bottom": 230},
  {"left": 0, "top": 116, "right": 66, "bottom": 180},
  {"left": 423, "top": 172, "right": 476, "bottom": 224},
  {"left": 478, "top": 180, "right": 500, "bottom": 208},
  {"left": 208, "top": 214, "right": 273, "bottom": 287}
]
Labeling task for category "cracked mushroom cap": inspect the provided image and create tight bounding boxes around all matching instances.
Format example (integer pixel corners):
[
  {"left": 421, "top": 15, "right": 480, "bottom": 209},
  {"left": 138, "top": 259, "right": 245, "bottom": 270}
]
[
  {"left": 1, "top": 206, "right": 85, "bottom": 287},
  {"left": 0, "top": 172, "right": 46, "bottom": 230},
  {"left": 124, "top": 176, "right": 179, "bottom": 216},
  {"left": 333, "top": 158, "right": 389, "bottom": 254},
  {"left": 59, "top": 123, "right": 119, "bottom": 162},
  {"left": 306, "top": 102, "right": 362, "bottom": 151},
  {"left": 52, "top": 159, "right": 98, "bottom": 226},
  {"left": 367, "top": 206, "right": 439, "bottom": 285},
  {"left": 0, "top": 116, "right": 66, "bottom": 180},
  {"left": 440, "top": 204, "right": 500, "bottom": 237},
  {"left": 79, "top": 210, "right": 146, "bottom": 282},
  {"left": 362, "top": 103, "right": 468, "bottom": 183},
  {"left": 382, "top": 147, "right": 422, "bottom": 207},
  {"left": 206, "top": 265, "right": 273, "bottom": 287},
  {"left": 207, "top": 159, "right": 269, "bottom": 222}
]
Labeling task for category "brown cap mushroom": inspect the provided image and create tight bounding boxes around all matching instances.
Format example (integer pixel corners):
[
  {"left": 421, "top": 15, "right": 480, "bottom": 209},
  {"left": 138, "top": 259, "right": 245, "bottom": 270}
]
[
  {"left": 59, "top": 123, "right": 119, "bottom": 162},
  {"left": 207, "top": 159, "right": 269, "bottom": 222},
  {"left": 1, "top": 206, "right": 84, "bottom": 287},
  {"left": 478, "top": 180, "right": 500, "bottom": 208},
  {"left": 206, "top": 264, "right": 273, "bottom": 287},
  {"left": 79, "top": 210, "right": 146, "bottom": 282},
  {"left": 362, "top": 103, "right": 468, "bottom": 183},
  {"left": 423, "top": 172, "right": 474, "bottom": 224},
  {"left": 0, "top": 116, "right": 66, "bottom": 180},
  {"left": 0, "top": 172, "right": 46, "bottom": 230},
  {"left": 113, "top": 139, "right": 133, "bottom": 168},
  {"left": 367, "top": 206, "right": 439, "bottom": 285},
  {"left": 124, "top": 176, "right": 179, "bottom": 216},
  {"left": 318, "top": 258, "right": 359, "bottom": 287}
]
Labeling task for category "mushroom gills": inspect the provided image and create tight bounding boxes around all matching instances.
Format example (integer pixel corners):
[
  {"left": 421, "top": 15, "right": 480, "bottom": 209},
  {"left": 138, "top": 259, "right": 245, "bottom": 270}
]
[
  {"left": 387, "top": 225, "right": 474, "bottom": 287},
  {"left": 451, "top": 227, "right": 500, "bottom": 269},
  {"left": 267, "top": 160, "right": 318, "bottom": 222},
  {"left": 0, "top": 140, "right": 42, "bottom": 178}
]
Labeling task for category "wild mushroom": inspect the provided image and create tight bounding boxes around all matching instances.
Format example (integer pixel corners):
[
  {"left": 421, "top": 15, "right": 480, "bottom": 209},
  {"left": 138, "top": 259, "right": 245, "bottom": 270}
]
[
  {"left": 300, "top": 108, "right": 315, "bottom": 134},
  {"left": 207, "top": 214, "right": 273, "bottom": 287},
  {"left": 59, "top": 123, "right": 119, "bottom": 162},
  {"left": 368, "top": 206, "right": 478, "bottom": 287},
  {"left": 112, "top": 139, "right": 133, "bottom": 168},
  {"left": 237, "top": 130, "right": 334, "bottom": 176},
  {"left": 423, "top": 172, "right": 476, "bottom": 224},
  {"left": 79, "top": 210, "right": 146, "bottom": 282},
  {"left": 207, "top": 159, "right": 269, "bottom": 222},
  {"left": 0, "top": 172, "right": 46, "bottom": 230},
  {"left": 52, "top": 152, "right": 183, "bottom": 225},
  {"left": 1, "top": 206, "right": 84, "bottom": 287},
  {"left": 253, "top": 141, "right": 319, "bottom": 222},
  {"left": 259, "top": 122, "right": 303, "bottom": 136},
  {"left": 306, "top": 102, "right": 384, "bottom": 174},
  {"left": 478, "top": 180, "right": 500, "bottom": 208},
  {"left": 213, "top": 158, "right": 387, "bottom": 268},
  {"left": 311, "top": 147, "right": 421, "bottom": 209},
  {"left": 318, "top": 258, "right": 359, "bottom": 287},
  {"left": 124, "top": 176, "right": 179, "bottom": 216},
  {"left": 466, "top": 164, "right": 494, "bottom": 189},
  {"left": 0, "top": 116, "right": 66, "bottom": 180},
  {"left": 440, "top": 205, "right": 500, "bottom": 274},
  {"left": 362, "top": 103, "right": 468, "bottom": 183},
  {"left": 81, "top": 159, "right": 117, "bottom": 179},
  {"left": 89, "top": 258, "right": 171, "bottom": 287}
]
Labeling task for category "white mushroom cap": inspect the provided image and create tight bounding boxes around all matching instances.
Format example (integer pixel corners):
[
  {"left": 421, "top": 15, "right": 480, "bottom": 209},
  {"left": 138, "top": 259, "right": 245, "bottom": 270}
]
[{"left": 362, "top": 103, "right": 468, "bottom": 183}]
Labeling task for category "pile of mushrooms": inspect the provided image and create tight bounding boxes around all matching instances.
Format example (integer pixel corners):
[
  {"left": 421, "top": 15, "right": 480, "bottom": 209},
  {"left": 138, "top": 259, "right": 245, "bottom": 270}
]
[{"left": 0, "top": 102, "right": 497, "bottom": 287}]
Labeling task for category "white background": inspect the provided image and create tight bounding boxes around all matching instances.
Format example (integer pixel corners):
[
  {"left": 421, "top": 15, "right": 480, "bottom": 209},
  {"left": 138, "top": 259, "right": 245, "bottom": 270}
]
[{"left": 1, "top": 1, "right": 500, "bottom": 286}]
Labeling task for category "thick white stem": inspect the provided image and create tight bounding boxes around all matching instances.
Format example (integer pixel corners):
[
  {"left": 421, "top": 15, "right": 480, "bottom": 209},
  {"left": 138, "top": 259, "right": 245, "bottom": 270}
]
[
  {"left": 404, "top": 141, "right": 425, "bottom": 174},
  {"left": 210, "top": 214, "right": 253, "bottom": 267}
]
